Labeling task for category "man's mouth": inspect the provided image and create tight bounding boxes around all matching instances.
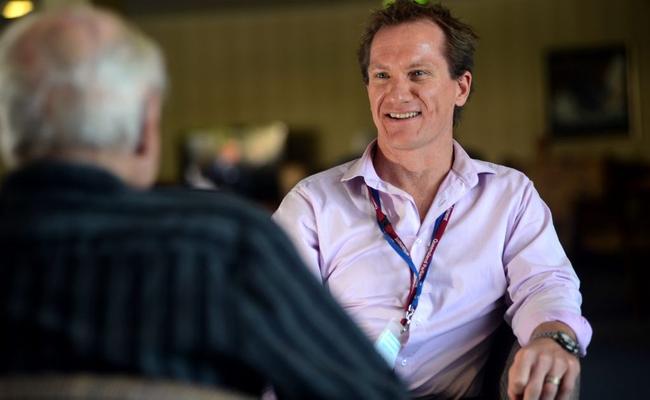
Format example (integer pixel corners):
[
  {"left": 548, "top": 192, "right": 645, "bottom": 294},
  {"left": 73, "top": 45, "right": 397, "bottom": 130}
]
[{"left": 386, "top": 111, "right": 421, "bottom": 120}]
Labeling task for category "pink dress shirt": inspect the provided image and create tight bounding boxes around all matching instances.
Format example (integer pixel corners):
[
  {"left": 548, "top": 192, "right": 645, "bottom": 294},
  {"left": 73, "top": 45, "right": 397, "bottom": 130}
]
[{"left": 273, "top": 140, "right": 592, "bottom": 398}]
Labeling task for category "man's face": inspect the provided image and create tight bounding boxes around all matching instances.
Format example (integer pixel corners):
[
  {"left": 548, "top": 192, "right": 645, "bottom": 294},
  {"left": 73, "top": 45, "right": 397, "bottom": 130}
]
[{"left": 367, "top": 19, "right": 471, "bottom": 154}]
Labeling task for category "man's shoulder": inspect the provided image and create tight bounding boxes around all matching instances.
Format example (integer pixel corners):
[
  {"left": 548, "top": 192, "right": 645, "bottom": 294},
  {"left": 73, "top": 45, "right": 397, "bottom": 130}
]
[
  {"left": 128, "top": 188, "right": 274, "bottom": 231},
  {"left": 3, "top": 184, "right": 276, "bottom": 244},
  {"left": 288, "top": 159, "right": 359, "bottom": 200},
  {"left": 296, "top": 160, "right": 356, "bottom": 188},
  {"left": 472, "top": 159, "right": 532, "bottom": 187}
]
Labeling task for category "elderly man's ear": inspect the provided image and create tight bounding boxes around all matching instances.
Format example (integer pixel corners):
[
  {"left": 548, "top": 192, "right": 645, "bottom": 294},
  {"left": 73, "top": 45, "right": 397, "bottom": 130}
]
[{"left": 133, "top": 91, "right": 162, "bottom": 188}]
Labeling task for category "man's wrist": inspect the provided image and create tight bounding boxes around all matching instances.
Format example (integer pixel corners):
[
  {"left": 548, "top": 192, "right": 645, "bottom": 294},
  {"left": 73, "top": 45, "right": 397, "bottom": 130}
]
[{"left": 532, "top": 330, "right": 581, "bottom": 356}]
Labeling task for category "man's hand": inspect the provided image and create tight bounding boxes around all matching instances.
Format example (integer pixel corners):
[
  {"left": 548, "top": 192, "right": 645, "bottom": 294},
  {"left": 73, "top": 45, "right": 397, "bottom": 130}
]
[{"left": 507, "top": 322, "right": 580, "bottom": 400}]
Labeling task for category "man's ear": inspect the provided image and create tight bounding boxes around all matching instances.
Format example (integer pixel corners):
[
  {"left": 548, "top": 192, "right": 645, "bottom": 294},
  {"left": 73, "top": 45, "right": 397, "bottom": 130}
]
[
  {"left": 135, "top": 91, "right": 161, "bottom": 158},
  {"left": 131, "top": 91, "right": 162, "bottom": 188},
  {"left": 455, "top": 71, "right": 472, "bottom": 107}
]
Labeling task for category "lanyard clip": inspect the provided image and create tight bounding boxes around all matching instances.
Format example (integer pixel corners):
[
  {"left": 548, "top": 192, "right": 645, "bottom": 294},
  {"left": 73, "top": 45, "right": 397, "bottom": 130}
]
[{"left": 400, "top": 305, "right": 415, "bottom": 334}]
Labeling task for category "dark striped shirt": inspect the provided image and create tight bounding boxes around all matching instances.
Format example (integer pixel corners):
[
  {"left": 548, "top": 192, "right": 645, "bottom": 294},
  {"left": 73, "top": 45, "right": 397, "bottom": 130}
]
[{"left": 0, "top": 161, "right": 408, "bottom": 400}]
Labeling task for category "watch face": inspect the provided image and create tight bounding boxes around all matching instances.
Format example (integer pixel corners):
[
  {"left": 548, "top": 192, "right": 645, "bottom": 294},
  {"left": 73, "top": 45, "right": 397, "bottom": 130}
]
[{"left": 556, "top": 332, "right": 579, "bottom": 354}]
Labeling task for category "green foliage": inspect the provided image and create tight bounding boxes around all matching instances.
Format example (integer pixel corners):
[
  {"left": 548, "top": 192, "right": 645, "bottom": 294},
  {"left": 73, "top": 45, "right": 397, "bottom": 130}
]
[{"left": 383, "top": 0, "right": 430, "bottom": 6}]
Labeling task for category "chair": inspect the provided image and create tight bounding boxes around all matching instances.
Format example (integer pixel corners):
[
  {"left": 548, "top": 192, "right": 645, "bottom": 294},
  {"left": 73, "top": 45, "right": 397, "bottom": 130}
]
[{"left": 0, "top": 374, "right": 255, "bottom": 400}]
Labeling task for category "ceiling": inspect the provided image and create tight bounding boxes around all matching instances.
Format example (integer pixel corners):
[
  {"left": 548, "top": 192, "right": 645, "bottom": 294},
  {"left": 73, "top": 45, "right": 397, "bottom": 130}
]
[
  {"left": 94, "top": 0, "right": 370, "bottom": 16},
  {"left": 0, "top": 0, "right": 372, "bottom": 29}
]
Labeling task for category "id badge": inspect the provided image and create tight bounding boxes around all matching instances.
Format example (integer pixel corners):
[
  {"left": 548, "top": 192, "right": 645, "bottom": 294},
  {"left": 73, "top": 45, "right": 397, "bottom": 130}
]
[{"left": 374, "top": 318, "right": 407, "bottom": 367}]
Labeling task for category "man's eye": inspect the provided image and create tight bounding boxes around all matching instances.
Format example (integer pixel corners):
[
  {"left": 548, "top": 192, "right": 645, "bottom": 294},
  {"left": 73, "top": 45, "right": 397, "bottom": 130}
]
[
  {"left": 374, "top": 72, "right": 389, "bottom": 79},
  {"left": 410, "top": 70, "right": 428, "bottom": 79}
]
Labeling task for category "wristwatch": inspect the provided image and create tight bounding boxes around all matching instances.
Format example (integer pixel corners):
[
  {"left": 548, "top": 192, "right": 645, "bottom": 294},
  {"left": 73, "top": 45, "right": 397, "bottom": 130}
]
[{"left": 532, "top": 331, "right": 580, "bottom": 356}]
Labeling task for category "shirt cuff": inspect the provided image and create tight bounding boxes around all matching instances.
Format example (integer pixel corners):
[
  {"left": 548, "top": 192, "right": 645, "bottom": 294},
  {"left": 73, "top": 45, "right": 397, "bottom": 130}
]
[{"left": 514, "top": 310, "right": 593, "bottom": 357}]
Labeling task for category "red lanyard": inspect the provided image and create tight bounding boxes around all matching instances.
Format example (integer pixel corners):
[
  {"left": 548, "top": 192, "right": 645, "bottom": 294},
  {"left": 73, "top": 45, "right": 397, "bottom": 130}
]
[{"left": 367, "top": 186, "right": 454, "bottom": 331}]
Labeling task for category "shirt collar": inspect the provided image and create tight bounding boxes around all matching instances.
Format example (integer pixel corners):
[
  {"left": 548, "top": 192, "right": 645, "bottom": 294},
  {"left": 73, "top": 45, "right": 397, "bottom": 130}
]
[
  {"left": 340, "top": 139, "right": 495, "bottom": 190},
  {"left": 449, "top": 140, "right": 495, "bottom": 189},
  {"left": 340, "top": 139, "right": 382, "bottom": 188}
]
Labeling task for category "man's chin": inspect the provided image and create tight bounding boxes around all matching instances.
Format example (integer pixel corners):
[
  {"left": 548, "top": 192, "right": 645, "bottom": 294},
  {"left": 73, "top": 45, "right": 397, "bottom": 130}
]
[{"left": 378, "top": 133, "right": 428, "bottom": 151}]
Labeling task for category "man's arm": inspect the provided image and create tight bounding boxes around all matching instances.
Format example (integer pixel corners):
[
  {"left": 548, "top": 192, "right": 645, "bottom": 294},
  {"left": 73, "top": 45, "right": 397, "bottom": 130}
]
[
  {"left": 503, "top": 180, "right": 591, "bottom": 400},
  {"left": 272, "top": 187, "right": 322, "bottom": 280}
]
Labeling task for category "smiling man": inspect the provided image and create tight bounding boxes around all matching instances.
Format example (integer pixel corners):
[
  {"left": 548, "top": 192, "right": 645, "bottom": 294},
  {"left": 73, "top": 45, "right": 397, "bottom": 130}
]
[{"left": 273, "top": 1, "right": 592, "bottom": 399}]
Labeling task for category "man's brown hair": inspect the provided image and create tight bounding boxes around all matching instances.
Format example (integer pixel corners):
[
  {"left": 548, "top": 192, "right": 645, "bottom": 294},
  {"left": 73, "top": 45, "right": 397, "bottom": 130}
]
[{"left": 358, "top": 0, "right": 478, "bottom": 125}]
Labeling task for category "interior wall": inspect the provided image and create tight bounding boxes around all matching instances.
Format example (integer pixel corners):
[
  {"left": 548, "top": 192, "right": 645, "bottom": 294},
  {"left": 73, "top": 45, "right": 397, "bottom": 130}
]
[
  {"left": 1, "top": 0, "right": 646, "bottom": 181},
  {"left": 449, "top": 0, "right": 650, "bottom": 163},
  {"left": 133, "top": 0, "right": 649, "bottom": 183},
  {"left": 135, "top": 2, "right": 379, "bottom": 182}
]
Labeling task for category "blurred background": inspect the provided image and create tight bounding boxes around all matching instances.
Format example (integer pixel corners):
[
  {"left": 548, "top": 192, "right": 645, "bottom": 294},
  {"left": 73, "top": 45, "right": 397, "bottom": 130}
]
[{"left": 1, "top": 0, "right": 649, "bottom": 397}]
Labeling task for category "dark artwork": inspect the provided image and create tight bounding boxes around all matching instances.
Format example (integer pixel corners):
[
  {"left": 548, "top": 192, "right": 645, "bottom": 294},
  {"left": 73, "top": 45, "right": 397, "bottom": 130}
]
[{"left": 547, "top": 45, "right": 630, "bottom": 138}]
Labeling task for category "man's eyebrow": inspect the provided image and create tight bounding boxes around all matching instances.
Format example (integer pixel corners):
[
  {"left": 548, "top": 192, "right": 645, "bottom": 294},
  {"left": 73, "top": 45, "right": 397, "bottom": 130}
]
[
  {"left": 406, "top": 61, "right": 434, "bottom": 69},
  {"left": 368, "top": 63, "right": 389, "bottom": 70},
  {"left": 368, "top": 61, "right": 434, "bottom": 70}
]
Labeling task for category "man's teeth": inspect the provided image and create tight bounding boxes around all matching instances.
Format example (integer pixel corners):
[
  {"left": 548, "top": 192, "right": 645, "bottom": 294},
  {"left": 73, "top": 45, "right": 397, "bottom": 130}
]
[{"left": 389, "top": 112, "right": 420, "bottom": 119}]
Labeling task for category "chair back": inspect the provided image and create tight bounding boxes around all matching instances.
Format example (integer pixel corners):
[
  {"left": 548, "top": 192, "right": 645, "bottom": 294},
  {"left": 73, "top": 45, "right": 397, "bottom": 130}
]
[{"left": 0, "top": 374, "right": 255, "bottom": 400}]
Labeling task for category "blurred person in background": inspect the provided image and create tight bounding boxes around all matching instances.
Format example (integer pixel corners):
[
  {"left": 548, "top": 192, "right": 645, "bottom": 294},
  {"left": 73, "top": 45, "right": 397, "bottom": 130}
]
[
  {"left": 274, "top": 1, "right": 592, "bottom": 399},
  {"left": 0, "top": 6, "right": 408, "bottom": 399}
]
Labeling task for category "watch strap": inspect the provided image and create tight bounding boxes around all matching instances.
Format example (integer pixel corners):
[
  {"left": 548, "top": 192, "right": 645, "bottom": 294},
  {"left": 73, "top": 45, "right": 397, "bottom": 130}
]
[{"left": 532, "top": 331, "right": 580, "bottom": 356}]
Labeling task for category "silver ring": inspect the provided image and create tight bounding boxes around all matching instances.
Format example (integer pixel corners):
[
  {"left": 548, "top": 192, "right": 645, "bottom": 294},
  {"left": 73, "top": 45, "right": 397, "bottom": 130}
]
[{"left": 544, "top": 375, "right": 561, "bottom": 385}]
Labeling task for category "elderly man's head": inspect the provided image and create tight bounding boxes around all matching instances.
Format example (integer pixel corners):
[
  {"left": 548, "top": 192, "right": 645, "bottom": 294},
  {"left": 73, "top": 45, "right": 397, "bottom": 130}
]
[{"left": 0, "top": 6, "right": 166, "bottom": 187}]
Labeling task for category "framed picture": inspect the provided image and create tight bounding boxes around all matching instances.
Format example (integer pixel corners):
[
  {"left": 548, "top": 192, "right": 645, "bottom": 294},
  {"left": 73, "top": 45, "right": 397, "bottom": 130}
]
[{"left": 547, "top": 45, "right": 630, "bottom": 138}]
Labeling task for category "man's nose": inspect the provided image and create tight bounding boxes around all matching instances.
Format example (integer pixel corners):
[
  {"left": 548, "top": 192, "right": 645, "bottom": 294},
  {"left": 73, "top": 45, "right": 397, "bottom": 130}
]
[{"left": 386, "top": 77, "right": 413, "bottom": 103}]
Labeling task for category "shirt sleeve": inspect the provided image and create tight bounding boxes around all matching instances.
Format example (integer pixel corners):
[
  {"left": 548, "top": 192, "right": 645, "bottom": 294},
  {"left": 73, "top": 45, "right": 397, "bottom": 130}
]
[
  {"left": 231, "top": 213, "right": 409, "bottom": 400},
  {"left": 503, "top": 179, "right": 593, "bottom": 356},
  {"left": 271, "top": 187, "right": 323, "bottom": 281}
]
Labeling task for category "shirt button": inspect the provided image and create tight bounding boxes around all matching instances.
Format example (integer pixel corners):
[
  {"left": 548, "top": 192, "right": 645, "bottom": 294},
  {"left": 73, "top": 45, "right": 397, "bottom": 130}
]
[
  {"left": 401, "top": 358, "right": 408, "bottom": 367},
  {"left": 416, "top": 238, "right": 422, "bottom": 244}
]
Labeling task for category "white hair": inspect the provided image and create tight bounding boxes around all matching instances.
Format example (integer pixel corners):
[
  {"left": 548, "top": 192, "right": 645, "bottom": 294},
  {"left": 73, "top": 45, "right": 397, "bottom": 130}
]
[{"left": 0, "top": 6, "right": 167, "bottom": 166}]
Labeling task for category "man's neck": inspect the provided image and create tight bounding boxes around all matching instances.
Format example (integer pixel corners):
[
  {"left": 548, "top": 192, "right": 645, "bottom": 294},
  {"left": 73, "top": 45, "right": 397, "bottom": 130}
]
[
  {"left": 373, "top": 137, "right": 454, "bottom": 220},
  {"left": 43, "top": 149, "right": 152, "bottom": 189}
]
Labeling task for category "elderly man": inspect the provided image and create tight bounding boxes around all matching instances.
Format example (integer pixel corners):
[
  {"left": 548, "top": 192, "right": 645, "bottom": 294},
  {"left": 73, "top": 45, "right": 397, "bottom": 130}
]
[
  {"left": 0, "top": 6, "right": 408, "bottom": 400},
  {"left": 274, "top": 1, "right": 592, "bottom": 399}
]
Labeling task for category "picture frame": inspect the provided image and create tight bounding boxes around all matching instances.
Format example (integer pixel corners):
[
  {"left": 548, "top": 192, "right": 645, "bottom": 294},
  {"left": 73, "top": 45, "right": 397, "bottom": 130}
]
[{"left": 547, "top": 45, "right": 630, "bottom": 139}]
